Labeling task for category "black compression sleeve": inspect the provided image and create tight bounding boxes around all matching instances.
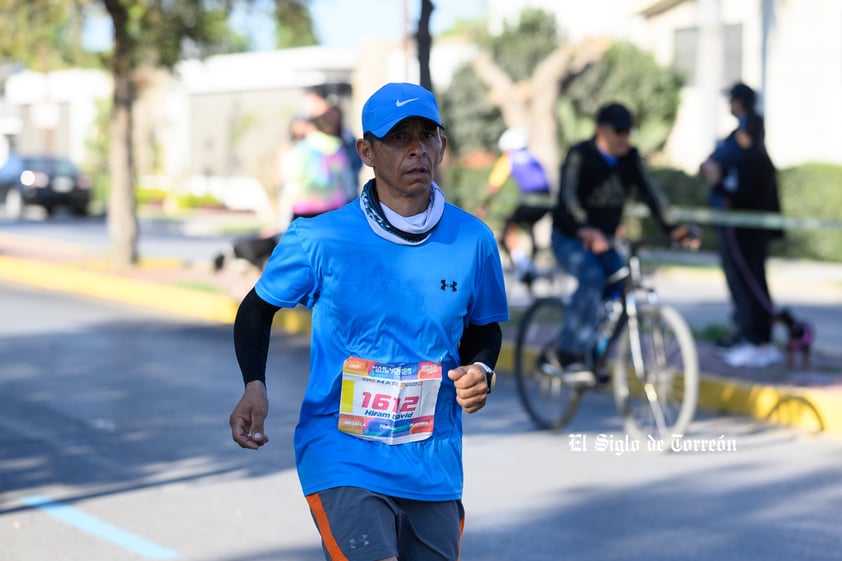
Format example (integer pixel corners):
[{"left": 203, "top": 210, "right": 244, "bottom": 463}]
[
  {"left": 458, "top": 322, "right": 502, "bottom": 369},
  {"left": 233, "top": 288, "right": 280, "bottom": 386}
]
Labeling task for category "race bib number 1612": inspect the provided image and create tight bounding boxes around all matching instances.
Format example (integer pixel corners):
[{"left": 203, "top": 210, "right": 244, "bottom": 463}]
[{"left": 338, "top": 357, "right": 442, "bottom": 445}]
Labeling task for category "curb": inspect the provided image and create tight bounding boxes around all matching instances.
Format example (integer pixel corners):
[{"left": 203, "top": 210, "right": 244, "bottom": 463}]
[
  {"left": 0, "top": 255, "right": 239, "bottom": 324},
  {"left": 2, "top": 254, "right": 840, "bottom": 436},
  {"left": 0, "top": 255, "right": 312, "bottom": 332},
  {"left": 494, "top": 339, "right": 842, "bottom": 437},
  {"left": 696, "top": 373, "right": 842, "bottom": 435}
]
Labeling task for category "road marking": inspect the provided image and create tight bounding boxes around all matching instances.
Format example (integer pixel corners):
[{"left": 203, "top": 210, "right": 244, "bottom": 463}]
[{"left": 21, "top": 496, "right": 180, "bottom": 559}]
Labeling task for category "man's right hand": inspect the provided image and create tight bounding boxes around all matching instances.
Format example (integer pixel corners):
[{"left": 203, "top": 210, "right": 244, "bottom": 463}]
[
  {"left": 671, "top": 224, "right": 703, "bottom": 250},
  {"left": 229, "top": 380, "right": 270, "bottom": 449},
  {"left": 577, "top": 227, "right": 610, "bottom": 253},
  {"left": 699, "top": 158, "right": 722, "bottom": 185}
]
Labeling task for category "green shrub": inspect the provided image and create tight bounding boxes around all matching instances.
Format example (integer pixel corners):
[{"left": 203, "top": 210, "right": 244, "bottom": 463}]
[
  {"left": 135, "top": 187, "right": 168, "bottom": 206},
  {"left": 177, "top": 193, "right": 224, "bottom": 209},
  {"left": 135, "top": 186, "right": 223, "bottom": 212},
  {"left": 643, "top": 167, "right": 717, "bottom": 247},
  {"left": 641, "top": 164, "right": 842, "bottom": 261},
  {"left": 441, "top": 162, "right": 494, "bottom": 211},
  {"left": 442, "top": 160, "right": 842, "bottom": 263},
  {"left": 440, "top": 161, "right": 519, "bottom": 235},
  {"left": 776, "top": 163, "right": 842, "bottom": 261}
]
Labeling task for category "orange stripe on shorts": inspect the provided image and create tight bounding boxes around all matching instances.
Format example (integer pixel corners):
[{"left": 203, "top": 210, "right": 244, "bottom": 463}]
[
  {"left": 457, "top": 513, "right": 465, "bottom": 561},
  {"left": 306, "top": 493, "right": 350, "bottom": 561}
]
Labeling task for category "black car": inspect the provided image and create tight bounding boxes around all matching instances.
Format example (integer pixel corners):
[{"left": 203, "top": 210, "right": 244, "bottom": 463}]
[{"left": 0, "top": 154, "right": 92, "bottom": 218}]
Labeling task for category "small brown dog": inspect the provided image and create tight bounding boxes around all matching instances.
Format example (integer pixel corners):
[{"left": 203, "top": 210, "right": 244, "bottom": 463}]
[{"left": 775, "top": 308, "right": 813, "bottom": 369}]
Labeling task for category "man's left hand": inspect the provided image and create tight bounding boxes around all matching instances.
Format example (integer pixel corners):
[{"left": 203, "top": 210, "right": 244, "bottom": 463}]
[{"left": 448, "top": 364, "right": 489, "bottom": 413}]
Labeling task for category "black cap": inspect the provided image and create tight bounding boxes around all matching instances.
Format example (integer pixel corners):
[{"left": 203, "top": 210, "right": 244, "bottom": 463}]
[
  {"left": 728, "top": 83, "right": 756, "bottom": 109},
  {"left": 596, "top": 103, "right": 633, "bottom": 129}
]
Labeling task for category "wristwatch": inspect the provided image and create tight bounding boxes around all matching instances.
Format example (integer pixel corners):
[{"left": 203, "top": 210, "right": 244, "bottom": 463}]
[{"left": 474, "top": 362, "right": 496, "bottom": 394}]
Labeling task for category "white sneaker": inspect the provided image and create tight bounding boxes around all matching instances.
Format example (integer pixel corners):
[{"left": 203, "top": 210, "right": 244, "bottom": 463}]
[
  {"left": 742, "top": 344, "right": 783, "bottom": 368},
  {"left": 722, "top": 342, "right": 756, "bottom": 365},
  {"left": 716, "top": 340, "right": 751, "bottom": 358},
  {"left": 725, "top": 344, "right": 783, "bottom": 368}
]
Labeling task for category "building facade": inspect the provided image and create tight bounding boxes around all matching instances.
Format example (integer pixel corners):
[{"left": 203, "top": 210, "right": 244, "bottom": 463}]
[
  {"left": 2, "top": 1, "right": 838, "bottom": 212},
  {"left": 638, "top": 0, "right": 842, "bottom": 170}
]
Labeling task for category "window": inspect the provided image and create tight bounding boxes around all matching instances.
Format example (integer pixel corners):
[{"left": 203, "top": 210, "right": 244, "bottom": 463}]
[{"left": 673, "top": 23, "right": 743, "bottom": 87}]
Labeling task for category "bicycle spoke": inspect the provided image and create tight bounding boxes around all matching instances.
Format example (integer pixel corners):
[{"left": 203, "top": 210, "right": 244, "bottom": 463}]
[
  {"left": 514, "top": 298, "right": 582, "bottom": 430},
  {"left": 612, "top": 305, "right": 699, "bottom": 443},
  {"left": 643, "top": 382, "right": 668, "bottom": 438}
]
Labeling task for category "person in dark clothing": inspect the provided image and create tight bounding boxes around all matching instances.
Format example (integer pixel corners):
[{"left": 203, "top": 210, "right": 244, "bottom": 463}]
[
  {"left": 704, "top": 113, "right": 784, "bottom": 367},
  {"left": 551, "top": 102, "right": 695, "bottom": 375},
  {"left": 702, "top": 83, "right": 763, "bottom": 208},
  {"left": 700, "top": 83, "right": 764, "bottom": 347}
]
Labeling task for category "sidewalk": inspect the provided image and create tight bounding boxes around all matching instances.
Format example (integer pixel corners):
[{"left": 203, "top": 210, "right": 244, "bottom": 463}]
[{"left": 2, "top": 228, "right": 842, "bottom": 436}]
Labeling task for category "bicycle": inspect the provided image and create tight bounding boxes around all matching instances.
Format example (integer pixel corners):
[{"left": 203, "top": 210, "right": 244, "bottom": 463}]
[{"left": 513, "top": 235, "right": 700, "bottom": 442}]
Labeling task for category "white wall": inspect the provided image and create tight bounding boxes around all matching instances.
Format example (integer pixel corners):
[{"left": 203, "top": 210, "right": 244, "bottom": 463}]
[
  {"left": 5, "top": 69, "right": 111, "bottom": 164},
  {"left": 763, "top": 0, "right": 842, "bottom": 166}
]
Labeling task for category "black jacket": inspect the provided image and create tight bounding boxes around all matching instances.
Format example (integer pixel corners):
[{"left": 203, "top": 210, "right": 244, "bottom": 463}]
[
  {"left": 552, "top": 140, "right": 674, "bottom": 238},
  {"left": 714, "top": 145, "right": 784, "bottom": 241}
]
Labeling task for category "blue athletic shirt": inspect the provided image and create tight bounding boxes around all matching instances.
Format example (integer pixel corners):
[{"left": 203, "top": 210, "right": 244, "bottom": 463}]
[{"left": 254, "top": 199, "right": 509, "bottom": 501}]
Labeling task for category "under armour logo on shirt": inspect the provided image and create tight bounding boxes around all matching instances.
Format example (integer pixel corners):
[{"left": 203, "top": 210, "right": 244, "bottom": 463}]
[{"left": 441, "top": 280, "right": 457, "bottom": 292}]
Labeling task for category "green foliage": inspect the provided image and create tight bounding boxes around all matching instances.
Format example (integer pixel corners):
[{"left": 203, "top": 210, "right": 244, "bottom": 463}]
[
  {"left": 135, "top": 186, "right": 168, "bottom": 206},
  {"left": 694, "top": 323, "right": 733, "bottom": 344},
  {"left": 641, "top": 167, "right": 715, "bottom": 245},
  {"left": 643, "top": 163, "right": 842, "bottom": 262},
  {"left": 649, "top": 167, "right": 709, "bottom": 207},
  {"left": 442, "top": 12, "right": 682, "bottom": 160},
  {"left": 275, "top": 0, "right": 318, "bottom": 48},
  {"left": 556, "top": 97, "right": 593, "bottom": 149},
  {"left": 0, "top": 1, "right": 263, "bottom": 70},
  {"left": 440, "top": 8, "right": 561, "bottom": 158},
  {"left": 440, "top": 161, "right": 493, "bottom": 210},
  {"left": 176, "top": 192, "right": 224, "bottom": 209},
  {"left": 83, "top": 97, "right": 113, "bottom": 206},
  {"left": 488, "top": 8, "right": 562, "bottom": 81},
  {"left": 0, "top": 0, "right": 98, "bottom": 69},
  {"left": 776, "top": 163, "right": 842, "bottom": 261},
  {"left": 135, "top": 185, "right": 223, "bottom": 211},
  {"left": 439, "top": 64, "right": 505, "bottom": 157},
  {"left": 564, "top": 41, "right": 684, "bottom": 155},
  {"left": 437, "top": 15, "right": 489, "bottom": 42},
  {"left": 445, "top": 158, "right": 842, "bottom": 263},
  {"left": 117, "top": 1, "right": 247, "bottom": 69}
]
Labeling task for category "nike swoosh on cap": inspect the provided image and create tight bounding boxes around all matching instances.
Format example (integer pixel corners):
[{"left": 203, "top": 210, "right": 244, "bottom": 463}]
[{"left": 395, "top": 98, "right": 420, "bottom": 107}]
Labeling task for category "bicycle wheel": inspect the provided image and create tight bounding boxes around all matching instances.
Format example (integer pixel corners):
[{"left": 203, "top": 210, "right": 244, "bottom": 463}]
[
  {"left": 612, "top": 304, "right": 698, "bottom": 442},
  {"left": 514, "top": 297, "right": 583, "bottom": 430}
]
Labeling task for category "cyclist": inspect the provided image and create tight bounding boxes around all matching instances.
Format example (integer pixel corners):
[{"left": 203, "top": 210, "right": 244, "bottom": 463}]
[
  {"left": 477, "top": 128, "right": 553, "bottom": 288},
  {"left": 551, "top": 102, "right": 695, "bottom": 378}
]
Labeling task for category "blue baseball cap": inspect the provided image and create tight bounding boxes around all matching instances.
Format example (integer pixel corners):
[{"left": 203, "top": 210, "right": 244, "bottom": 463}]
[{"left": 361, "top": 82, "right": 444, "bottom": 137}]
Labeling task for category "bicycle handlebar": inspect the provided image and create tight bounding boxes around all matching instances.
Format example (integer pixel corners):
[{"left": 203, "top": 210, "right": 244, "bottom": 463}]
[{"left": 623, "top": 225, "right": 702, "bottom": 255}]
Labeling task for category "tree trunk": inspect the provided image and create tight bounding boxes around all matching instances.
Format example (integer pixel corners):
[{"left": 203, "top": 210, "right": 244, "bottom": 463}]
[
  {"left": 105, "top": 0, "right": 139, "bottom": 268},
  {"left": 473, "top": 40, "right": 607, "bottom": 189},
  {"left": 416, "top": 0, "right": 434, "bottom": 91}
]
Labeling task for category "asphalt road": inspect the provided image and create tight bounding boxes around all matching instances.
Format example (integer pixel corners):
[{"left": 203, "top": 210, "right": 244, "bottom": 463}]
[{"left": 2, "top": 283, "right": 841, "bottom": 561}]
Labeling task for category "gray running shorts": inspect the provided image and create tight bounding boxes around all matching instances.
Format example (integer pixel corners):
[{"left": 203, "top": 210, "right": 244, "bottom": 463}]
[{"left": 305, "top": 486, "right": 464, "bottom": 561}]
